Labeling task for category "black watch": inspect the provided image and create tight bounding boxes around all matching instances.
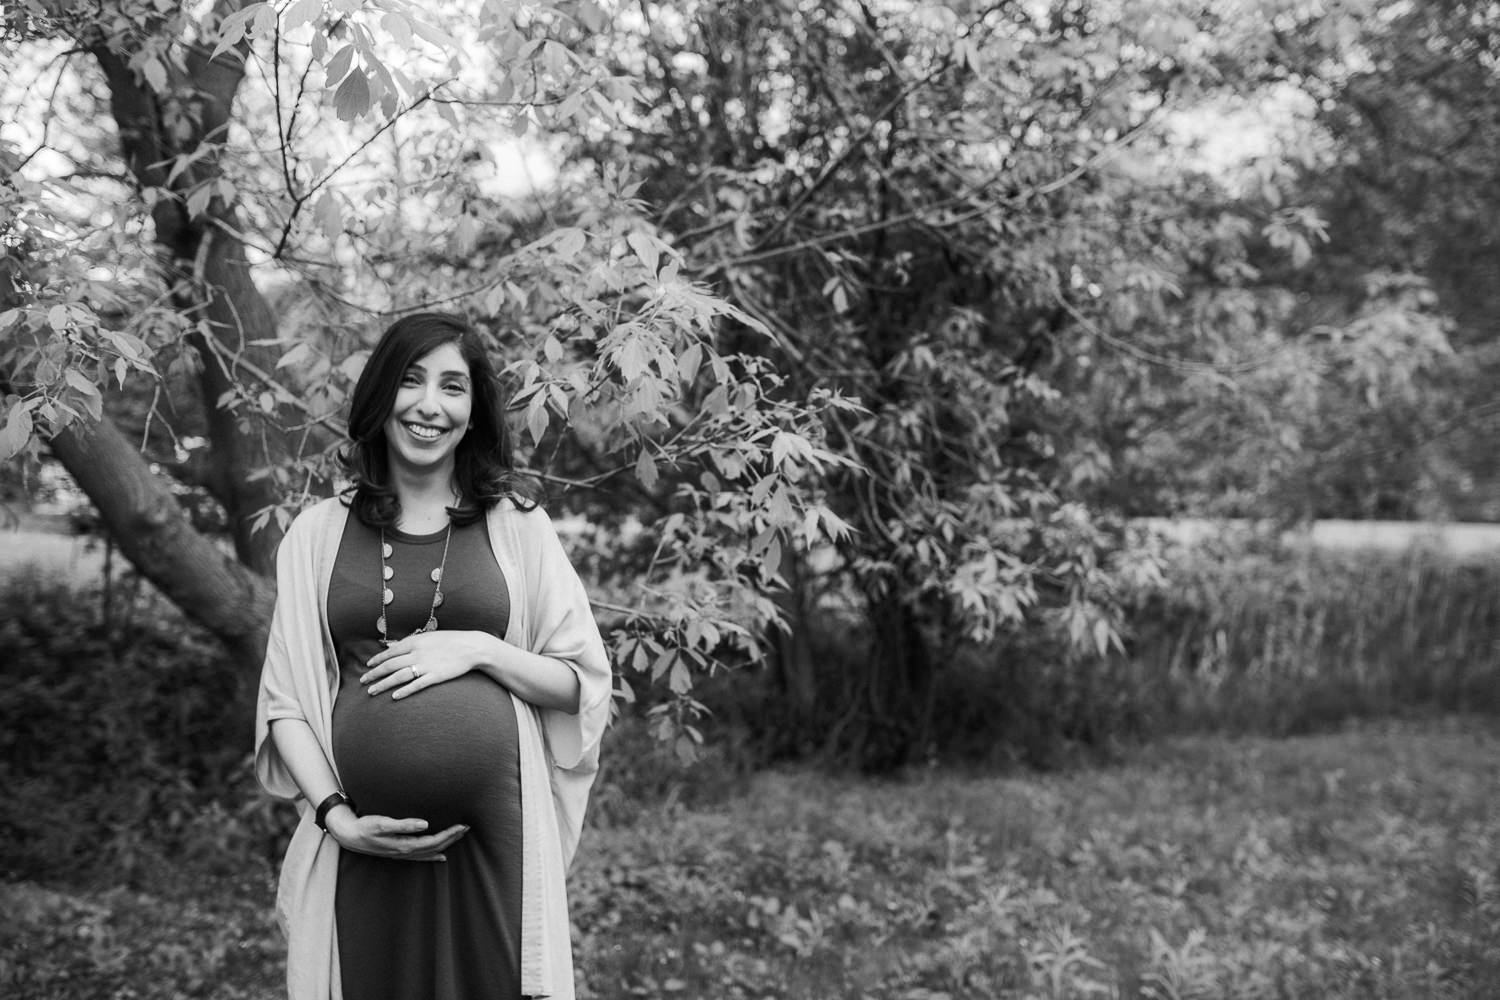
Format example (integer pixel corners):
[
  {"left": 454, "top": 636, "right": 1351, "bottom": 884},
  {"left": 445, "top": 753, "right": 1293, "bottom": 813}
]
[{"left": 314, "top": 791, "right": 355, "bottom": 832}]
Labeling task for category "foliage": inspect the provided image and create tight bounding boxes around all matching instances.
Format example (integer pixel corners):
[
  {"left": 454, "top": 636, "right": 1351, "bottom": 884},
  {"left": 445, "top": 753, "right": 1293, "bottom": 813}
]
[
  {"left": 0, "top": 571, "right": 287, "bottom": 889},
  {"left": 1, "top": 881, "right": 283, "bottom": 1000},
  {"left": 1069, "top": 263, "right": 1458, "bottom": 520},
  {"left": 573, "top": 718, "right": 1500, "bottom": 998},
  {"left": 0, "top": 0, "right": 859, "bottom": 743},
  {"left": 701, "top": 527, "right": 1500, "bottom": 770},
  {"left": 1288, "top": 0, "right": 1500, "bottom": 522},
  {"left": 7, "top": 709, "right": 1498, "bottom": 998},
  {"left": 561, "top": 0, "right": 1475, "bottom": 764},
  {"left": 3, "top": 570, "right": 1497, "bottom": 995},
  {"left": 1069, "top": 0, "right": 1500, "bottom": 522}
]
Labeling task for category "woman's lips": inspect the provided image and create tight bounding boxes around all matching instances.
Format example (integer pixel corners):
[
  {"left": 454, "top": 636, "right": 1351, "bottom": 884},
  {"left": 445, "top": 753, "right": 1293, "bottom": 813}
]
[{"left": 402, "top": 422, "right": 446, "bottom": 440}]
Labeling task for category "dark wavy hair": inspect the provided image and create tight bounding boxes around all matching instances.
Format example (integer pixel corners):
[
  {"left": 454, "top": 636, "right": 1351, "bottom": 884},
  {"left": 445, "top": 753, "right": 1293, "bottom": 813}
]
[{"left": 340, "top": 313, "right": 537, "bottom": 528}]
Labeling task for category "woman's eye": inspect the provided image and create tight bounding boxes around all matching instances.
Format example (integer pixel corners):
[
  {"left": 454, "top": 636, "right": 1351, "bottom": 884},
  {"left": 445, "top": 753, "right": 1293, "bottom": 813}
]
[
  {"left": 443, "top": 382, "right": 467, "bottom": 394},
  {"left": 400, "top": 373, "right": 422, "bottom": 386}
]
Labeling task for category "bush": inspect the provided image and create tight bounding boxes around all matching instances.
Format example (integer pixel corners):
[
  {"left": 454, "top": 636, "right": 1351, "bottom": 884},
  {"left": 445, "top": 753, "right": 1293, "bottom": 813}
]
[{"left": 0, "top": 571, "right": 290, "bottom": 891}]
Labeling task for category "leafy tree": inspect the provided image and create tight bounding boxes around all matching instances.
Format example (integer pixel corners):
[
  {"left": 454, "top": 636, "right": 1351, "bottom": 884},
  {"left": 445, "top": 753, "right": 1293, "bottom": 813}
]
[
  {"left": 1059, "top": 0, "right": 1494, "bottom": 525},
  {"left": 0, "top": 0, "right": 850, "bottom": 757},
  {"left": 1276, "top": 0, "right": 1500, "bottom": 520},
  {"left": 579, "top": 0, "right": 1390, "bottom": 764}
]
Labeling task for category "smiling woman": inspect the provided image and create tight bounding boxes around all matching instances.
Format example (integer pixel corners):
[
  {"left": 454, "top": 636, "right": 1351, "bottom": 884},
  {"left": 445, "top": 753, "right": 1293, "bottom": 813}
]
[
  {"left": 338, "top": 315, "right": 525, "bottom": 536},
  {"left": 381, "top": 344, "right": 473, "bottom": 488},
  {"left": 254, "top": 313, "right": 612, "bottom": 1000}
]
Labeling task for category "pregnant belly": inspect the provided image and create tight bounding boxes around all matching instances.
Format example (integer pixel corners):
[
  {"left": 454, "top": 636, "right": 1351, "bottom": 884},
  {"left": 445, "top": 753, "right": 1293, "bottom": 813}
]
[{"left": 332, "top": 672, "right": 518, "bottom": 830}]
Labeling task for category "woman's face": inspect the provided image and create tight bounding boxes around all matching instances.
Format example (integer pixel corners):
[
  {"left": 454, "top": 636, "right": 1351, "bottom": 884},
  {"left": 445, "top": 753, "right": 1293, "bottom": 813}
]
[{"left": 382, "top": 342, "right": 473, "bottom": 478}]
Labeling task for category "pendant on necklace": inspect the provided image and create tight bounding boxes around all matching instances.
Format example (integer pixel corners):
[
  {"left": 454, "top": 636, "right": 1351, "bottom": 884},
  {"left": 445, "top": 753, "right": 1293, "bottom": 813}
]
[{"left": 376, "top": 522, "right": 453, "bottom": 646}]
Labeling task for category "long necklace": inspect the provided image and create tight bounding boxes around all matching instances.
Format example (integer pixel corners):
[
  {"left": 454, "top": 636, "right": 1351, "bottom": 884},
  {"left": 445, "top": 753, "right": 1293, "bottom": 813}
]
[{"left": 377, "top": 520, "right": 453, "bottom": 647}]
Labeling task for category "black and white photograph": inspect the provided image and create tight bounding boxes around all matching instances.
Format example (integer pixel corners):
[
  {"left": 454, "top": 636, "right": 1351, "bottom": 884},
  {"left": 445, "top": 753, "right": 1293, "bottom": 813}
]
[{"left": 2, "top": 0, "right": 1497, "bottom": 997}]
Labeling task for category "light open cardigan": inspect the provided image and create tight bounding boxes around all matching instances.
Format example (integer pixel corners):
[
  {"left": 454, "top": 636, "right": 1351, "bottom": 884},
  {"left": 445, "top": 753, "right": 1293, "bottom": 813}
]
[{"left": 253, "top": 497, "right": 611, "bottom": 1000}]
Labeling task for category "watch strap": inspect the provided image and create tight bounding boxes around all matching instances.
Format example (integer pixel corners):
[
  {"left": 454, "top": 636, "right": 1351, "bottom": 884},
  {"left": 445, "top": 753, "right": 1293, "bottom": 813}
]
[{"left": 314, "top": 791, "right": 355, "bottom": 832}]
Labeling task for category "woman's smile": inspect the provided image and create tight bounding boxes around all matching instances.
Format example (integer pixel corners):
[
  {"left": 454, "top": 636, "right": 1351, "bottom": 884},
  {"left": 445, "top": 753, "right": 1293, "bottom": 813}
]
[
  {"left": 383, "top": 342, "right": 473, "bottom": 473},
  {"left": 401, "top": 421, "right": 448, "bottom": 441}
]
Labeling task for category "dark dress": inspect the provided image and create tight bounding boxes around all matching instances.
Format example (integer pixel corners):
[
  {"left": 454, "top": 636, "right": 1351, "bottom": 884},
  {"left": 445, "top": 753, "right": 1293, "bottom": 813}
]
[{"left": 327, "top": 516, "right": 522, "bottom": 1000}]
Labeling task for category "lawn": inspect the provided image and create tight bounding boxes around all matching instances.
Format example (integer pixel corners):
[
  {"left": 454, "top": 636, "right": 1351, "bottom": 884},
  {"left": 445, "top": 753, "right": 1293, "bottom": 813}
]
[{"left": 4, "top": 715, "right": 1496, "bottom": 998}]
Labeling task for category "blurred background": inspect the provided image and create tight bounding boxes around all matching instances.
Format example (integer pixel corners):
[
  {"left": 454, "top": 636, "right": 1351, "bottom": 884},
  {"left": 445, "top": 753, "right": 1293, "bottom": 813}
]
[{"left": 3, "top": 0, "right": 1499, "bottom": 997}]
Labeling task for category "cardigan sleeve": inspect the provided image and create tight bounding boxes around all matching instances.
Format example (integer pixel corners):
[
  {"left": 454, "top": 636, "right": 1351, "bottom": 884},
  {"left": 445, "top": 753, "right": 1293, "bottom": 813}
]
[
  {"left": 253, "top": 507, "right": 326, "bottom": 802},
  {"left": 518, "top": 506, "right": 613, "bottom": 773}
]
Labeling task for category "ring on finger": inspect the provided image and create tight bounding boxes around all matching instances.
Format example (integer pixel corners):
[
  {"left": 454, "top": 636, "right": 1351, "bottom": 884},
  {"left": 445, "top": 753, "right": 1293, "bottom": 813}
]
[{"left": 410, "top": 665, "right": 421, "bottom": 680}]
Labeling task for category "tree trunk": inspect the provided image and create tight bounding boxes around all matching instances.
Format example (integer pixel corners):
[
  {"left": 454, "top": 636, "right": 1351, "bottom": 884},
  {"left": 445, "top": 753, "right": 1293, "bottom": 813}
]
[
  {"left": 90, "top": 6, "right": 292, "bottom": 577},
  {"left": 816, "top": 588, "right": 933, "bottom": 772},
  {"left": 48, "top": 416, "right": 274, "bottom": 672},
  {"left": 2, "top": 4, "right": 303, "bottom": 672},
  {"left": 863, "top": 594, "right": 933, "bottom": 770},
  {"left": 768, "top": 546, "right": 820, "bottom": 725}
]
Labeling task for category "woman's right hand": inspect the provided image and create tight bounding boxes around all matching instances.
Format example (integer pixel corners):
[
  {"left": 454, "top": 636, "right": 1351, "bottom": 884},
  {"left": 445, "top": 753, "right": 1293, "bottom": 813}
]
[{"left": 323, "top": 809, "right": 469, "bottom": 861}]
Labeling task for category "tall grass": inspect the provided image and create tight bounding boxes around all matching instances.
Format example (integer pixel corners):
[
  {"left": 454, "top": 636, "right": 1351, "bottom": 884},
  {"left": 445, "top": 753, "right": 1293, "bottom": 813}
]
[
  {"left": 900, "top": 540, "right": 1500, "bottom": 770},
  {"left": 6, "top": 533, "right": 1494, "bottom": 781},
  {"left": 1121, "top": 542, "right": 1500, "bottom": 735}
]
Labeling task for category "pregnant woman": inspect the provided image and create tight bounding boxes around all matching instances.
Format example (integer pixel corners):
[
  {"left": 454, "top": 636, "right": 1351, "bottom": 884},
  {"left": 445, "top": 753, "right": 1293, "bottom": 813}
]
[{"left": 254, "top": 313, "right": 611, "bottom": 1000}]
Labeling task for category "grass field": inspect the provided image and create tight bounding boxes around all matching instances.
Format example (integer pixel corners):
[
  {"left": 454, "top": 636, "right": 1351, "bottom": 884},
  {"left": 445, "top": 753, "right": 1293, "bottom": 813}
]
[{"left": 5, "top": 716, "right": 1497, "bottom": 999}]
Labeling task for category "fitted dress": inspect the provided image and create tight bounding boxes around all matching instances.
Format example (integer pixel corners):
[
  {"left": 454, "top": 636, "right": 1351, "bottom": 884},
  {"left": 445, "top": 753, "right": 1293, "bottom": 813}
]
[{"left": 327, "top": 516, "right": 522, "bottom": 1000}]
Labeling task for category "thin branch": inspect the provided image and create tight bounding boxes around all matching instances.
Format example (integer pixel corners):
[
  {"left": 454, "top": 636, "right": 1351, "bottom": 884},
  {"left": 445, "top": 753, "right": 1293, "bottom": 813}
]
[
  {"left": 589, "top": 600, "right": 649, "bottom": 619},
  {"left": 700, "top": 111, "right": 1159, "bottom": 276},
  {"left": 281, "top": 38, "right": 318, "bottom": 150},
  {"left": 272, "top": 17, "right": 297, "bottom": 206},
  {"left": 528, "top": 469, "right": 611, "bottom": 492},
  {"left": 271, "top": 83, "right": 449, "bottom": 259},
  {"left": 1340, "top": 398, "right": 1500, "bottom": 466},
  {"left": 766, "top": 50, "right": 947, "bottom": 243},
  {"left": 428, "top": 94, "right": 571, "bottom": 108},
  {"left": 1053, "top": 290, "right": 1291, "bottom": 376},
  {"left": 16, "top": 48, "right": 81, "bottom": 171}
]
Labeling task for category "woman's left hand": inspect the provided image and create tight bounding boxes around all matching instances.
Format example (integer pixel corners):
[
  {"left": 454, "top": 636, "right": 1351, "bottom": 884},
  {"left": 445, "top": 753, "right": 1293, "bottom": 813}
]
[{"left": 362, "top": 630, "right": 500, "bottom": 700}]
